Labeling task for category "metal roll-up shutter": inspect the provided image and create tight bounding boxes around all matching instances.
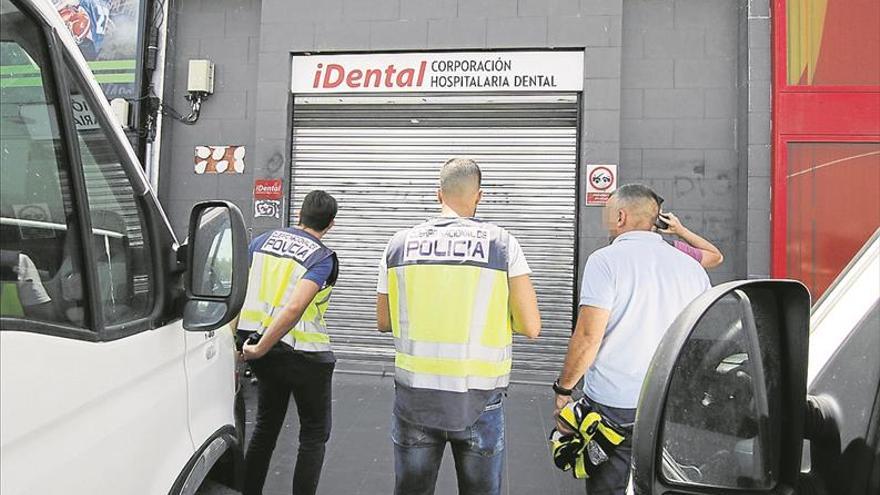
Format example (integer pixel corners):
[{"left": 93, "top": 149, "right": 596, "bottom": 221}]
[{"left": 290, "top": 94, "right": 578, "bottom": 379}]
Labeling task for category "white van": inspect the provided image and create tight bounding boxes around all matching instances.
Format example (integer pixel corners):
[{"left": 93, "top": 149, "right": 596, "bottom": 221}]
[{"left": 0, "top": 1, "right": 248, "bottom": 493}]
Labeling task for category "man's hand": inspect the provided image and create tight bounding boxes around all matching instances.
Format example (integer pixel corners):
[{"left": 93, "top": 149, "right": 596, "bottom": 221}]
[
  {"left": 242, "top": 341, "right": 268, "bottom": 361},
  {"left": 554, "top": 394, "right": 575, "bottom": 434}
]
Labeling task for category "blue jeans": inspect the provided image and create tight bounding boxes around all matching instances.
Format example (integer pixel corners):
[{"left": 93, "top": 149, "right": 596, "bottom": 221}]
[{"left": 392, "top": 395, "right": 505, "bottom": 495}]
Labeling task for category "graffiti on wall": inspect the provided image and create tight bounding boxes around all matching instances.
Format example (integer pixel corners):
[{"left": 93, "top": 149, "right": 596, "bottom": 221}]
[{"left": 254, "top": 200, "right": 282, "bottom": 219}]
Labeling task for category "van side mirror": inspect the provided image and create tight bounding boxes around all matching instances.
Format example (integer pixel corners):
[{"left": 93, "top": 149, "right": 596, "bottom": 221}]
[
  {"left": 182, "top": 201, "right": 248, "bottom": 332},
  {"left": 632, "top": 280, "right": 810, "bottom": 494}
]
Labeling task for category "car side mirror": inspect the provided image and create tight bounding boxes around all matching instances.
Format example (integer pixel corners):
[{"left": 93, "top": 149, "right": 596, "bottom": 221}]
[
  {"left": 182, "top": 201, "right": 248, "bottom": 332},
  {"left": 632, "top": 280, "right": 810, "bottom": 495}
]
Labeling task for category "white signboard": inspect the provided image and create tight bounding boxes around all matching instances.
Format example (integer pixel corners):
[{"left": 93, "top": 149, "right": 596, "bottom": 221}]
[
  {"left": 586, "top": 164, "right": 617, "bottom": 206},
  {"left": 291, "top": 51, "right": 584, "bottom": 94}
]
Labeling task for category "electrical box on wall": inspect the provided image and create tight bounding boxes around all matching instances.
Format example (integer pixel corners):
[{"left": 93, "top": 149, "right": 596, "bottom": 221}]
[
  {"left": 110, "top": 98, "right": 130, "bottom": 129},
  {"left": 187, "top": 59, "right": 214, "bottom": 94}
]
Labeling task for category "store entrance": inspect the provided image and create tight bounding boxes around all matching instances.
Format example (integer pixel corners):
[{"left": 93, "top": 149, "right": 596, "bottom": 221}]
[{"left": 289, "top": 94, "right": 579, "bottom": 378}]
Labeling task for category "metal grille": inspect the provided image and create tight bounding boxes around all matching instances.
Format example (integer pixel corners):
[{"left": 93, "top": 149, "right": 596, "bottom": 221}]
[{"left": 290, "top": 95, "right": 578, "bottom": 376}]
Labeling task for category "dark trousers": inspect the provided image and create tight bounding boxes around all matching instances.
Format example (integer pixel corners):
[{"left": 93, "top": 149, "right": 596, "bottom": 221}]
[
  {"left": 584, "top": 398, "right": 636, "bottom": 495},
  {"left": 243, "top": 344, "right": 334, "bottom": 495}
]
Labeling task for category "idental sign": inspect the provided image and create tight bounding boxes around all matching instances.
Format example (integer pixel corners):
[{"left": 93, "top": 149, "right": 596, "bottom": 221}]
[
  {"left": 291, "top": 51, "right": 584, "bottom": 93},
  {"left": 254, "top": 179, "right": 283, "bottom": 200}
]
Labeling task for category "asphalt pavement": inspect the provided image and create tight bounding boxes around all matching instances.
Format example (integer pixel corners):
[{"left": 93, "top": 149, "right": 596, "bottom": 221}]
[{"left": 204, "top": 369, "right": 584, "bottom": 494}]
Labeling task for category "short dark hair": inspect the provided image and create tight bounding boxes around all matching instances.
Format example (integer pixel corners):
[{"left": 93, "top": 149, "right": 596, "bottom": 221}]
[
  {"left": 610, "top": 184, "right": 662, "bottom": 224},
  {"left": 611, "top": 184, "right": 662, "bottom": 208},
  {"left": 440, "top": 158, "right": 482, "bottom": 194},
  {"left": 300, "top": 190, "right": 337, "bottom": 231}
]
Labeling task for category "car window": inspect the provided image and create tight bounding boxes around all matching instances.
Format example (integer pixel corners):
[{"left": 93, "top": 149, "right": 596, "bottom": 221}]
[
  {"left": 660, "top": 291, "right": 781, "bottom": 490},
  {"left": 61, "top": 62, "right": 153, "bottom": 327},
  {"left": 0, "top": 0, "right": 87, "bottom": 327}
]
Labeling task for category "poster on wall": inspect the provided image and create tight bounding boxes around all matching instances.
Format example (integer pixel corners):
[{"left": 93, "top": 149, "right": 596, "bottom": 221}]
[
  {"left": 53, "top": 0, "right": 143, "bottom": 99},
  {"left": 254, "top": 179, "right": 283, "bottom": 219},
  {"left": 194, "top": 146, "right": 246, "bottom": 174},
  {"left": 585, "top": 164, "right": 617, "bottom": 206}
]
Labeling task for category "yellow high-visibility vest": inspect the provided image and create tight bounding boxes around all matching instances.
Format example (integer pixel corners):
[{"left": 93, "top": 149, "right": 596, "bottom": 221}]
[
  {"left": 386, "top": 217, "right": 512, "bottom": 394},
  {"left": 238, "top": 228, "right": 337, "bottom": 352}
]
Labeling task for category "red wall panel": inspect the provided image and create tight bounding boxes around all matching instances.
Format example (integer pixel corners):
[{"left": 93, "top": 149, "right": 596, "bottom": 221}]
[
  {"left": 786, "top": 143, "right": 880, "bottom": 297},
  {"left": 773, "top": 1, "right": 880, "bottom": 301}
]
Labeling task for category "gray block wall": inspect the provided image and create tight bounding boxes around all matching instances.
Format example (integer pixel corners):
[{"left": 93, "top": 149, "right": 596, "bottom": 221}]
[
  {"left": 744, "top": 0, "right": 772, "bottom": 278},
  {"left": 254, "top": 0, "right": 628, "bottom": 286},
  {"left": 619, "top": 0, "right": 747, "bottom": 284},
  {"left": 158, "top": 0, "right": 262, "bottom": 238},
  {"left": 158, "top": 0, "right": 772, "bottom": 281}
]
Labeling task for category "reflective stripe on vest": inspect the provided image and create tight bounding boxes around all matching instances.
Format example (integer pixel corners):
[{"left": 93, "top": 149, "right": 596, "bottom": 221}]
[
  {"left": 387, "top": 218, "right": 511, "bottom": 394},
  {"left": 238, "top": 230, "right": 334, "bottom": 353}
]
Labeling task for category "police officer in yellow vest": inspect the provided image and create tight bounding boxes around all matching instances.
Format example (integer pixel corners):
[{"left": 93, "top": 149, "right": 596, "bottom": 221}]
[
  {"left": 239, "top": 190, "right": 339, "bottom": 495},
  {"left": 377, "top": 158, "right": 542, "bottom": 495}
]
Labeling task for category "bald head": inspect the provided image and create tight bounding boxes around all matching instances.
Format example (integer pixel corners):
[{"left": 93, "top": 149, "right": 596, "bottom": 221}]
[
  {"left": 438, "top": 158, "right": 483, "bottom": 216},
  {"left": 605, "top": 184, "right": 662, "bottom": 235}
]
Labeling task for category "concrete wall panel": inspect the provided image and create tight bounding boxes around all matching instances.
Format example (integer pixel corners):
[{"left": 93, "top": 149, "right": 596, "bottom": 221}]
[{"left": 621, "top": 0, "right": 750, "bottom": 284}]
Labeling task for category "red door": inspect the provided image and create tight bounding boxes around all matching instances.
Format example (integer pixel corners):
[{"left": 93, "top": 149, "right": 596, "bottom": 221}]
[{"left": 772, "top": 0, "right": 880, "bottom": 300}]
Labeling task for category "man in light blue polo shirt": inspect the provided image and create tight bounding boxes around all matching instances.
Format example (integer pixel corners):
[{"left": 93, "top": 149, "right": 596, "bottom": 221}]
[{"left": 553, "top": 184, "right": 710, "bottom": 495}]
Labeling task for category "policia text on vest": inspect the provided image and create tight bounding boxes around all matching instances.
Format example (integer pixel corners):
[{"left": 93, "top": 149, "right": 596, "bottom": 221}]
[
  {"left": 239, "top": 190, "right": 339, "bottom": 495},
  {"left": 377, "top": 158, "right": 541, "bottom": 495}
]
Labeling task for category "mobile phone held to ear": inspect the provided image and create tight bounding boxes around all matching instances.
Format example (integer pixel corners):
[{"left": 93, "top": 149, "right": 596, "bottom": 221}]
[
  {"left": 655, "top": 212, "right": 670, "bottom": 231},
  {"left": 651, "top": 193, "right": 669, "bottom": 231}
]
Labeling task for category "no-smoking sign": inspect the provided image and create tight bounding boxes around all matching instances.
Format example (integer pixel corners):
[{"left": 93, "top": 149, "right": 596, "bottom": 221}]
[{"left": 586, "top": 164, "right": 618, "bottom": 206}]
